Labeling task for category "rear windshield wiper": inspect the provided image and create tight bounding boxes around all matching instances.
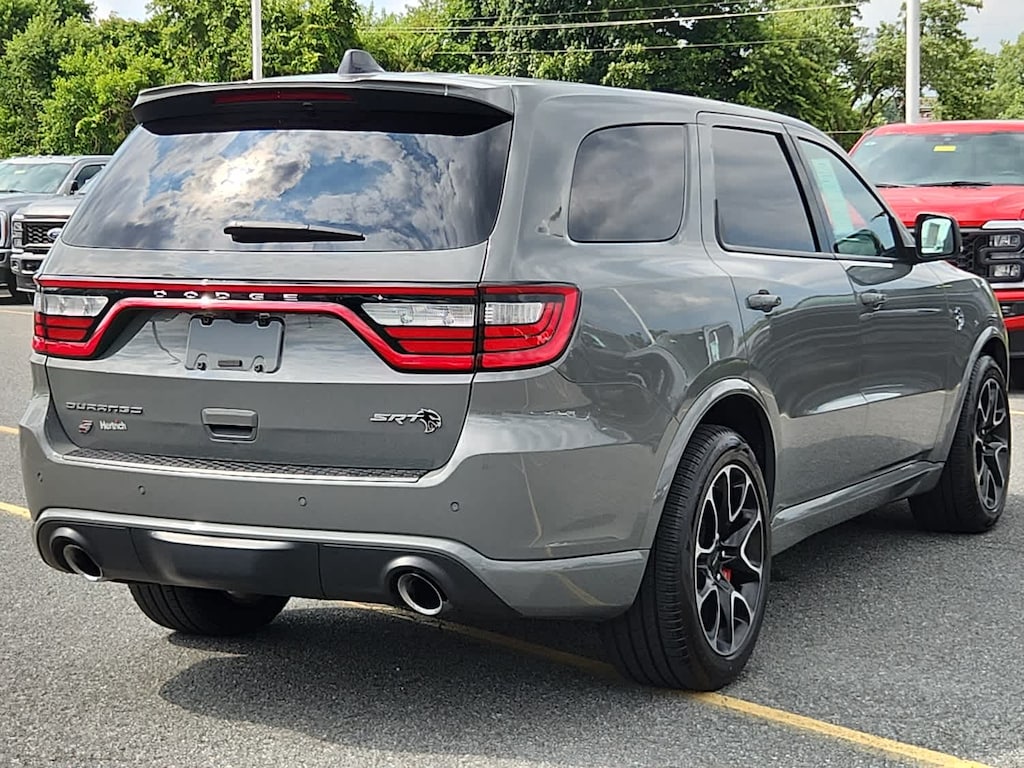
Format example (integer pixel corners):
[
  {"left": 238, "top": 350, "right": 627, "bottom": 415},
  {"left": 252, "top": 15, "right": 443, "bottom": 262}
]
[
  {"left": 917, "top": 180, "right": 994, "bottom": 187},
  {"left": 224, "top": 221, "right": 366, "bottom": 243}
]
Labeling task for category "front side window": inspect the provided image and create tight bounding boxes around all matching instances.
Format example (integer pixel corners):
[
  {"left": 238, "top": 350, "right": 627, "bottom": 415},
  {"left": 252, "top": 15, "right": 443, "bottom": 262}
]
[
  {"left": 800, "top": 140, "right": 899, "bottom": 259},
  {"left": 568, "top": 124, "right": 685, "bottom": 243},
  {"left": 711, "top": 127, "right": 817, "bottom": 253},
  {"left": 0, "top": 161, "right": 72, "bottom": 194}
]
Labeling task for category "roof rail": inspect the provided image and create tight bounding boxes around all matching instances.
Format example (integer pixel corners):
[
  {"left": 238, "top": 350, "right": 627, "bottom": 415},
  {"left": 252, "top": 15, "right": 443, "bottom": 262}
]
[{"left": 338, "top": 49, "right": 385, "bottom": 76}]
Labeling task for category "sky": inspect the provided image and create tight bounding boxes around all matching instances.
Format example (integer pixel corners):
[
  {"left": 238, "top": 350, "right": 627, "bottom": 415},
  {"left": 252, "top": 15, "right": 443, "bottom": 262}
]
[{"left": 93, "top": 0, "right": 1021, "bottom": 51}]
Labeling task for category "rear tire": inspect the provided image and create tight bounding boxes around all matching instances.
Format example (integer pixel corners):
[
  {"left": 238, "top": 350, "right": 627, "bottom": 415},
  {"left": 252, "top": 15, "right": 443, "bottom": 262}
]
[
  {"left": 601, "top": 425, "right": 771, "bottom": 690},
  {"left": 910, "top": 354, "right": 1010, "bottom": 533},
  {"left": 128, "top": 583, "right": 289, "bottom": 636}
]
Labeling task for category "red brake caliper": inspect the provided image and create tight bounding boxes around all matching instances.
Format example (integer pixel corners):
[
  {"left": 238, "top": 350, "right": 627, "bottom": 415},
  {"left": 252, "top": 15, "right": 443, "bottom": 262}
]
[{"left": 721, "top": 567, "right": 733, "bottom": 583}]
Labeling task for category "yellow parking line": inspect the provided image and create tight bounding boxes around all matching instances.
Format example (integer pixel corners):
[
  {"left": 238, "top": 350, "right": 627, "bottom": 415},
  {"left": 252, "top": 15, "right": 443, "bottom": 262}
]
[
  {"left": 0, "top": 308, "right": 30, "bottom": 316},
  {"left": 0, "top": 425, "right": 17, "bottom": 435},
  {"left": 1012, "top": 411, "right": 1024, "bottom": 417},
  {"left": 0, "top": 501, "right": 29, "bottom": 519},
  {"left": 340, "top": 601, "right": 992, "bottom": 768}
]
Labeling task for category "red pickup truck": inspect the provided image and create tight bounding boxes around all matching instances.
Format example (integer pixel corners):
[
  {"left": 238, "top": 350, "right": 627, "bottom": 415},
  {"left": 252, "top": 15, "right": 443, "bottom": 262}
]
[{"left": 850, "top": 120, "right": 1024, "bottom": 379}]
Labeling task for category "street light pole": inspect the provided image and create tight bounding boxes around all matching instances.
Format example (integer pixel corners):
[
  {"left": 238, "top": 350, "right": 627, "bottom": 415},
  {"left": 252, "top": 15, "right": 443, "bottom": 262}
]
[
  {"left": 251, "top": 0, "right": 263, "bottom": 80},
  {"left": 906, "top": 0, "right": 921, "bottom": 123}
]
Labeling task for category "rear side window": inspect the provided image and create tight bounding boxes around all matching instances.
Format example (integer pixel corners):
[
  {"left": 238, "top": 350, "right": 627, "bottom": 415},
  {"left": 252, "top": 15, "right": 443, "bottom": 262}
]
[
  {"left": 568, "top": 124, "right": 685, "bottom": 243},
  {"left": 712, "top": 127, "right": 817, "bottom": 253},
  {"left": 61, "top": 119, "right": 512, "bottom": 253}
]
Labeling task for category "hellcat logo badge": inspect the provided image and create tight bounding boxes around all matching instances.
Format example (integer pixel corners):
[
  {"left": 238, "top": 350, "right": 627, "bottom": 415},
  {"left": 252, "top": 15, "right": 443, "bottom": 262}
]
[{"left": 369, "top": 409, "right": 442, "bottom": 434}]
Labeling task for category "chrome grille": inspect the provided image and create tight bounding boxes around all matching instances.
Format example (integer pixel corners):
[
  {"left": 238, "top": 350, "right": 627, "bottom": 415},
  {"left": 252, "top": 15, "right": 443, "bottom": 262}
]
[{"left": 21, "top": 220, "right": 66, "bottom": 255}]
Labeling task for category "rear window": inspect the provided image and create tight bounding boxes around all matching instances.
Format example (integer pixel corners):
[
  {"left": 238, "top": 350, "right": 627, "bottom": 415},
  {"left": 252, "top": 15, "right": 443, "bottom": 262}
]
[{"left": 61, "top": 120, "right": 512, "bottom": 252}]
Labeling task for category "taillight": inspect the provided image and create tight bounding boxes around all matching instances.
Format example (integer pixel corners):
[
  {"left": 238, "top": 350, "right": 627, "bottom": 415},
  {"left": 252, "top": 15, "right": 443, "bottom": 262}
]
[
  {"left": 480, "top": 285, "right": 579, "bottom": 370},
  {"left": 33, "top": 293, "right": 108, "bottom": 352},
  {"left": 31, "top": 281, "right": 580, "bottom": 372}
]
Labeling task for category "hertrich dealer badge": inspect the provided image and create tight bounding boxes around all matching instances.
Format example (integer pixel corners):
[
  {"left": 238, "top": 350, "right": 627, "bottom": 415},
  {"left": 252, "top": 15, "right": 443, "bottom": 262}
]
[{"left": 370, "top": 409, "right": 442, "bottom": 434}]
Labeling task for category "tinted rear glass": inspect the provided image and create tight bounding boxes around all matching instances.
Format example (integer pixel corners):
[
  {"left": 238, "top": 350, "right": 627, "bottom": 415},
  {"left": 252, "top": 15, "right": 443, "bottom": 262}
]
[
  {"left": 568, "top": 124, "right": 685, "bottom": 243},
  {"left": 61, "top": 121, "right": 512, "bottom": 252}
]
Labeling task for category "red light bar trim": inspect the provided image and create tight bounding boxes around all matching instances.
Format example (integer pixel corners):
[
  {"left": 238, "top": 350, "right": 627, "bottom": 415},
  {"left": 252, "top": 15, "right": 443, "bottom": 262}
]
[
  {"left": 33, "top": 298, "right": 474, "bottom": 371},
  {"left": 32, "top": 279, "right": 581, "bottom": 373}
]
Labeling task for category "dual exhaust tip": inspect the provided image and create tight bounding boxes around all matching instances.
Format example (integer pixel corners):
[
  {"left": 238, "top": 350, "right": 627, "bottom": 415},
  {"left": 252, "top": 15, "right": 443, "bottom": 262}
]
[
  {"left": 59, "top": 542, "right": 106, "bottom": 582},
  {"left": 394, "top": 571, "right": 446, "bottom": 617},
  {"left": 49, "top": 528, "right": 449, "bottom": 613}
]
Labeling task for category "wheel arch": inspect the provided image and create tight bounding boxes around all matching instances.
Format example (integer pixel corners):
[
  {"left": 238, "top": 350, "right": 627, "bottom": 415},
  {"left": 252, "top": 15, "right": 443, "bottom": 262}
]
[
  {"left": 931, "top": 325, "right": 1008, "bottom": 463},
  {"left": 641, "top": 379, "right": 778, "bottom": 551}
]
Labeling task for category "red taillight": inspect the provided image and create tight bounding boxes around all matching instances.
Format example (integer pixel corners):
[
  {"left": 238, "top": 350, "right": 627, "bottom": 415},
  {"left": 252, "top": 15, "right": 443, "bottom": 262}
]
[
  {"left": 479, "top": 285, "right": 580, "bottom": 370},
  {"left": 32, "top": 293, "right": 108, "bottom": 354},
  {"left": 31, "top": 281, "right": 581, "bottom": 372}
]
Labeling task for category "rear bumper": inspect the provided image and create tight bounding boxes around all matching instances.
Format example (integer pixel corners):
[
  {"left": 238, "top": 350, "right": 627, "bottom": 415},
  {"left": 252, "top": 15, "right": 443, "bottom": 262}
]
[
  {"left": 33, "top": 509, "right": 645, "bottom": 618},
  {"left": 20, "top": 381, "right": 669, "bottom": 618}
]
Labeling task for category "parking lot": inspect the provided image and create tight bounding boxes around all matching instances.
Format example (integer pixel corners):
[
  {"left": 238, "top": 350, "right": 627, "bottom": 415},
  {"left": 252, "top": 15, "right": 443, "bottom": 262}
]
[{"left": 2, "top": 288, "right": 1024, "bottom": 768}]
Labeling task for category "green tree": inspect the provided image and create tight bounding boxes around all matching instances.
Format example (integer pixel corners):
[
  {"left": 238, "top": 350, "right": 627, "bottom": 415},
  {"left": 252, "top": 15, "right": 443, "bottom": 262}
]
[
  {"left": 150, "top": 0, "right": 360, "bottom": 82},
  {"left": 859, "top": 0, "right": 996, "bottom": 123},
  {"left": 40, "top": 33, "right": 169, "bottom": 153},
  {"left": 991, "top": 32, "right": 1024, "bottom": 119},
  {"left": 0, "top": 10, "right": 97, "bottom": 155}
]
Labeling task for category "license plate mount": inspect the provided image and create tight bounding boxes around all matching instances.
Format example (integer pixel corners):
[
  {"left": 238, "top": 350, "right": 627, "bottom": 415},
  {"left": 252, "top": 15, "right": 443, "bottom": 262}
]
[{"left": 185, "top": 316, "right": 284, "bottom": 373}]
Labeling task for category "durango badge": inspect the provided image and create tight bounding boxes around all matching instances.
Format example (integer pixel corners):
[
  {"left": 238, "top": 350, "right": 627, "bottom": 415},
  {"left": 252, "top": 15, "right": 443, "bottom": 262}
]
[{"left": 369, "top": 409, "right": 442, "bottom": 434}]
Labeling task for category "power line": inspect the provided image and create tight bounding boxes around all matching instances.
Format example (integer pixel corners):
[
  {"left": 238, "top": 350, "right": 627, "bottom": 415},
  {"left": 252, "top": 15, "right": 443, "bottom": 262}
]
[
  {"left": 431, "top": 0, "right": 755, "bottom": 23},
  {"left": 378, "top": 3, "right": 856, "bottom": 34},
  {"left": 426, "top": 34, "right": 834, "bottom": 55}
]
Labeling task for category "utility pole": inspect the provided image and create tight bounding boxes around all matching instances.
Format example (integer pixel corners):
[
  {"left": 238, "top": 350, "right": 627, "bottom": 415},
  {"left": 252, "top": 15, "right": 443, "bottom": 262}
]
[
  {"left": 906, "top": 0, "right": 921, "bottom": 123},
  {"left": 251, "top": 0, "right": 263, "bottom": 80}
]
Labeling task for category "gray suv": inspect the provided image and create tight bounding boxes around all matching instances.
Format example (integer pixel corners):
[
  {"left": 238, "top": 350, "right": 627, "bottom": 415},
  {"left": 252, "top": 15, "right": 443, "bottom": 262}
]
[{"left": 18, "top": 51, "right": 1010, "bottom": 691}]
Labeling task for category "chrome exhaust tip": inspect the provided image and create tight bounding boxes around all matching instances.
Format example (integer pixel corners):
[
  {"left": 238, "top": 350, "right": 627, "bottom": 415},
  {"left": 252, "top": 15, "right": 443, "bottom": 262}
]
[
  {"left": 395, "top": 571, "right": 445, "bottom": 616},
  {"left": 61, "top": 543, "right": 106, "bottom": 582}
]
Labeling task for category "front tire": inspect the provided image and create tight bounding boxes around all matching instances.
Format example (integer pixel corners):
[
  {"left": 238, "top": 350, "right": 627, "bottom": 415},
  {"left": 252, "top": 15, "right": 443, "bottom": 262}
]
[
  {"left": 602, "top": 425, "right": 771, "bottom": 690},
  {"left": 910, "top": 354, "right": 1010, "bottom": 533},
  {"left": 128, "top": 583, "right": 289, "bottom": 636},
  {"left": 4, "top": 271, "right": 29, "bottom": 304}
]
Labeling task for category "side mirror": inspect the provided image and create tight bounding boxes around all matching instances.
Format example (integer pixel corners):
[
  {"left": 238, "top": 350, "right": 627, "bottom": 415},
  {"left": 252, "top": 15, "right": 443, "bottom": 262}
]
[
  {"left": 69, "top": 179, "right": 79, "bottom": 193},
  {"left": 915, "top": 212, "right": 961, "bottom": 260}
]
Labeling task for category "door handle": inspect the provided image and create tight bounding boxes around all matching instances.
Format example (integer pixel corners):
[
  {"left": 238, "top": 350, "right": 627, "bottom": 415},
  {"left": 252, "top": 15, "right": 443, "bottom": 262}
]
[
  {"left": 201, "top": 408, "right": 258, "bottom": 442},
  {"left": 859, "top": 291, "right": 887, "bottom": 308},
  {"left": 746, "top": 291, "right": 782, "bottom": 313}
]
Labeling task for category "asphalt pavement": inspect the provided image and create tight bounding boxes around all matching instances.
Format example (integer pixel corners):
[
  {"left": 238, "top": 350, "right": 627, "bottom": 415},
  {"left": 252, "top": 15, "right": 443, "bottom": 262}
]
[{"left": 1, "top": 286, "right": 1023, "bottom": 768}]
